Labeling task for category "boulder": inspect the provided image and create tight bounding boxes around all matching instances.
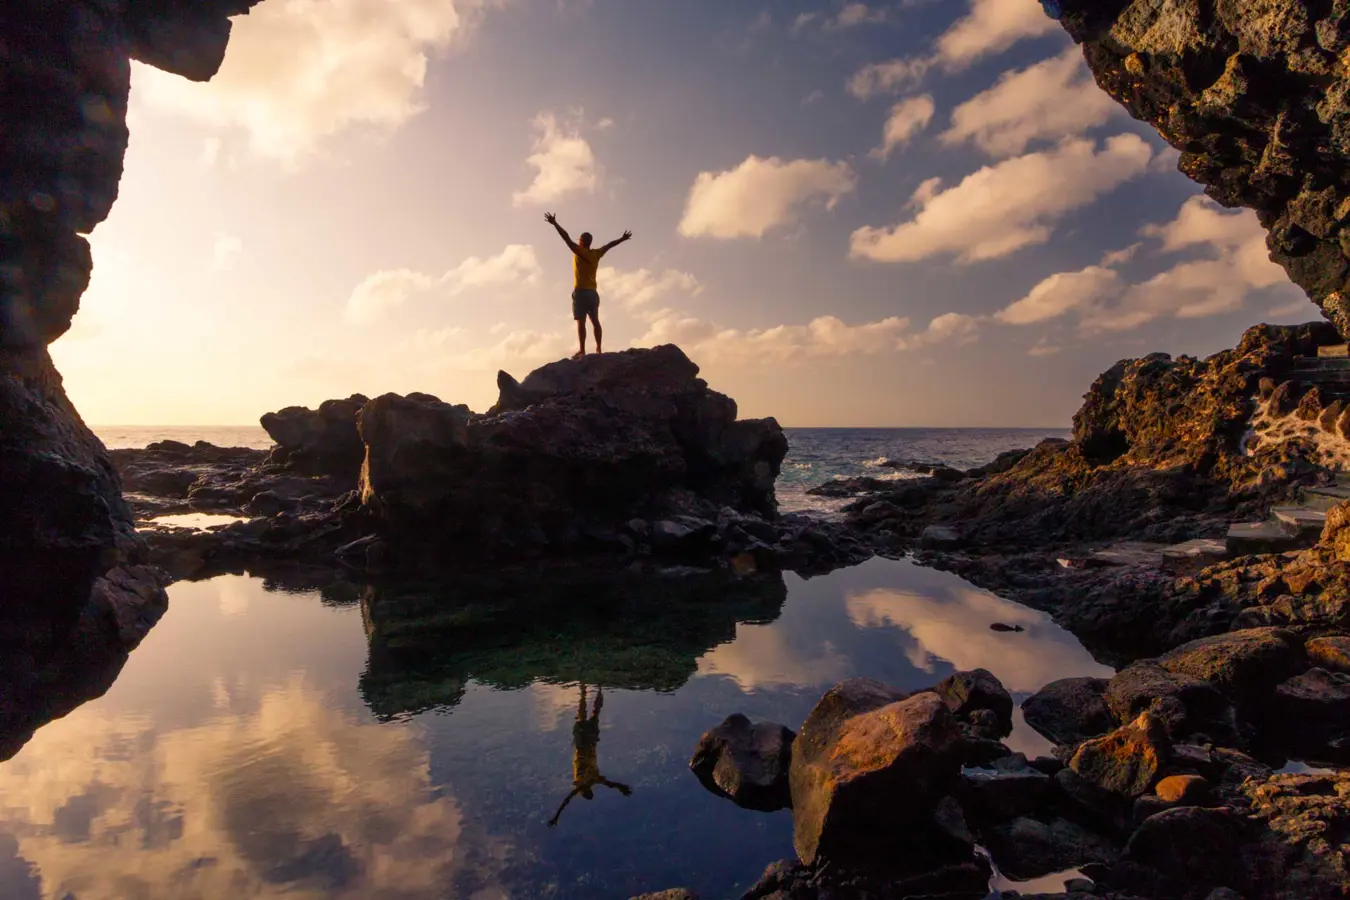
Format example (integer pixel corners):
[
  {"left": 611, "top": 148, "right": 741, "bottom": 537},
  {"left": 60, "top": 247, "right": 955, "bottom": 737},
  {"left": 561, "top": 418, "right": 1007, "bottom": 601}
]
[
  {"left": 358, "top": 347, "right": 788, "bottom": 555},
  {"left": 788, "top": 681, "right": 967, "bottom": 867},
  {"left": 1069, "top": 711, "right": 1170, "bottom": 799},
  {"left": 261, "top": 394, "right": 368, "bottom": 475},
  {"left": 956, "top": 754, "right": 1053, "bottom": 824},
  {"left": 934, "top": 668, "right": 1013, "bottom": 737},
  {"left": 1306, "top": 635, "right": 1350, "bottom": 672},
  {"left": 1155, "top": 774, "right": 1212, "bottom": 805},
  {"left": 1115, "top": 807, "right": 1250, "bottom": 898},
  {"left": 983, "top": 816, "right": 1119, "bottom": 881},
  {"left": 1021, "top": 677, "right": 1114, "bottom": 745},
  {"left": 689, "top": 714, "right": 794, "bottom": 812},
  {"left": 1156, "top": 628, "right": 1305, "bottom": 700},
  {"left": 1272, "top": 667, "right": 1350, "bottom": 752},
  {"left": 1104, "top": 662, "right": 1237, "bottom": 744}
]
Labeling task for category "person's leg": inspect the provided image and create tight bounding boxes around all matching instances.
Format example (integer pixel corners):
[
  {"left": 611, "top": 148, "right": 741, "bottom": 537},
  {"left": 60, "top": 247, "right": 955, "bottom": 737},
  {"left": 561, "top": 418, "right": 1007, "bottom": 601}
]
[
  {"left": 590, "top": 310, "right": 602, "bottom": 354},
  {"left": 572, "top": 291, "right": 587, "bottom": 358}
]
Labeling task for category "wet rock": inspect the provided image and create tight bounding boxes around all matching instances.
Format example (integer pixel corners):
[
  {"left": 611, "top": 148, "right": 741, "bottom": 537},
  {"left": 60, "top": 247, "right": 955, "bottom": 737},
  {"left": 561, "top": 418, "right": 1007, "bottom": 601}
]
[
  {"left": 935, "top": 668, "right": 1013, "bottom": 737},
  {"left": 1306, "top": 635, "right": 1350, "bottom": 672},
  {"left": 1069, "top": 711, "right": 1171, "bottom": 799},
  {"left": 956, "top": 754, "right": 1052, "bottom": 824},
  {"left": 740, "top": 857, "right": 991, "bottom": 900},
  {"left": 689, "top": 714, "right": 795, "bottom": 812},
  {"left": 1022, "top": 677, "right": 1114, "bottom": 745},
  {"left": 983, "top": 816, "right": 1120, "bottom": 881},
  {"left": 1155, "top": 774, "right": 1212, "bottom": 805},
  {"left": 788, "top": 681, "right": 967, "bottom": 867},
  {"left": 920, "top": 525, "right": 963, "bottom": 549}
]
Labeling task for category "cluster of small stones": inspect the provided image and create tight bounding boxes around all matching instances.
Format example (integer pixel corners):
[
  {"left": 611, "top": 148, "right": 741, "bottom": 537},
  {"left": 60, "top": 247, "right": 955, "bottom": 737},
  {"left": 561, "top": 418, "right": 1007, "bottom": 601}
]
[{"left": 1245, "top": 377, "right": 1350, "bottom": 469}]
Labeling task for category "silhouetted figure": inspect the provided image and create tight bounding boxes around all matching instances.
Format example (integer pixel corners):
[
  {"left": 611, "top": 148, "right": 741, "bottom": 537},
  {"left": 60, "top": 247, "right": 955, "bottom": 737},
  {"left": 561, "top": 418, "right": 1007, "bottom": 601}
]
[
  {"left": 544, "top": 213, "right": 633, "bottom": 358},
  {"left": 548, "top": 683, "right": 632, "bottom": 827}
]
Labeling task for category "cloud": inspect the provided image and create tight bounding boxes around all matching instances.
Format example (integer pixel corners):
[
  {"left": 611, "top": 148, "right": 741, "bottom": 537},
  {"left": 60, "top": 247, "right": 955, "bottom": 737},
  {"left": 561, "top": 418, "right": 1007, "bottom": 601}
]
[
  {"left": 697, "top": 622, "right": 853, "bottom": 690},
  {"left": 848, "top": 58, "right": 931, "bottom": 100},
  {"left": 678, "top": 156, "right": 857, "bottom": 239},
  {"left": 792, "top": 12, "right": 819, "bottom": 32},
  {"left": 1028, "top": 339, "right": 1060, "bottom": 357},
  {"left": 634, "top": 311, "right": 979, "bottom": 365},
  {"left": 851, "top": 135, "right": 1153, "bottom": 263},
  {"left": 995, "top": 266, "right": 1122, "bottom": 325},
  {"left": 995, "top": 197, "right": 1292, "bottom": 332},
  {"left": 345, "top": 244, "right": 541, "bottom": 324},
  {"left": 210, "top": 233, "right": 243, "bottom": 273},
  {"left": 846, "top": 0, "right": 1059, "bottom": 99},
  {"left": 935, "top": 0, "right": 1059, "bottom": 69},
  {"left": 133, "top": 0, "right": 496, "bottom": 162},
  {"left": 598, "top": 267, "right": 703, "bottom": 313},
  {"left": 0, "top": 680, "right": 513, "bottom": 900},
  {"left": 871, "top": 95, "right": 936, "bottom": 161},
  {"left": 1100, "top": 242, "right": 1142, "bottom": 267},
  {"left": 512, "top": 112, "right": 601, "bottom": 207},
  {"left": 449, "top": 328, "right": 574, "bottom": 371},
  {"left": 940, "top": 47, "right": 1117, "bottom": 157},
  {"left": 846, "top": 585, "right": 1111, "bottom": 692},
  {"left": 831, "top": 2, "right": 889, "bottom": 28}
]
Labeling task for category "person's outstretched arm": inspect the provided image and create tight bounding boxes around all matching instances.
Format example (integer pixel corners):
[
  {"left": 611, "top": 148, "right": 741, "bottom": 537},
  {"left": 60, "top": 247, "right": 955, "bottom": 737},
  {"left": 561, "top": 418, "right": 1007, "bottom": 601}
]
[
  {"left": 599, "top": 230, "right": 633, "bottom": 253},
  {"left": 600, "top": 778, "right": 633, "bottom": 796},
  {"left": 548, "top": 788, "right": 582, "bottom": 827},
  {"left": 545, "top": 212, "right": 579, "bottom": 253}
]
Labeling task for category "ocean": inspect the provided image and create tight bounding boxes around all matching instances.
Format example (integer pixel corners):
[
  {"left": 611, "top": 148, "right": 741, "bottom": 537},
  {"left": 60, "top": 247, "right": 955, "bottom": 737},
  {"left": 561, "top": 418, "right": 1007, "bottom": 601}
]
[{"left": 95, "top": 425, "right": 1071, "bottom": 515}]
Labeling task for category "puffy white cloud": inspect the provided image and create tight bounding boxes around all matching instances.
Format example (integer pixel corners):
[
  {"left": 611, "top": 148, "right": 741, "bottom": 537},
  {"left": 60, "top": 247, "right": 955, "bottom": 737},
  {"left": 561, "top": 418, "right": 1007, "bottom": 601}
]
[
  {"left": 1100, "top": 242, "right": 1143, "bottom": 267},
  {"left": 935, "top": 0, "right": 1059, "bottom": 69},
  {"left": 345, "top": 244, "right": 541, "bottom": 324},
  {"left": 871, "top": 95, "right": 936, "bottom": 161},
  {"left": 678, "top": 155, "right": 857, "bottom": 239},
  {"left": 846, "top": 0, "right": 1059, "bottom": 99},
  {"left": 995, "top": 266, "right": 1122, "bottom": 325},
  {"left": 210, "top": 233, "right": 243, "bottom": 273},
  {"left": 598, "top": 267, "right": 703, "bottom": 312},
  {"left": 134, "top": 0, "right": 496, "bottom": 162},
  {"left": 995, "top": 196, "right": 1291, "bottom": 332},
  {"left": 633, "top": 311, "right": 981, "bottom": 365},
  {"left": 940, "top": 47, "right": 1117, "bottom": 157},
  {"left": 851, "top": 135, "right": 1153, "bottom": 264},
  {"left": 448, "top": 328, "right": 574, "bottom": 370},
  {"left": 848, "top": 58, "right": 931, "bottom": 100},
  {"left": 512, "top": 112, "right": 601, "bottom": 207}
]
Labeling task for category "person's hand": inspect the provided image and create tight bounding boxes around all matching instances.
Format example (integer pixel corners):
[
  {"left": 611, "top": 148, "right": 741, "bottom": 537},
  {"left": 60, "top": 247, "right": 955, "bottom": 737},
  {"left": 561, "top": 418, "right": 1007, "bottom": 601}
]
[
  {"left": 545, "top": 213, "right": 557, "bottom": 225},
  {"left": 622, "top": 230, "right": 633, "bottom": 241}
]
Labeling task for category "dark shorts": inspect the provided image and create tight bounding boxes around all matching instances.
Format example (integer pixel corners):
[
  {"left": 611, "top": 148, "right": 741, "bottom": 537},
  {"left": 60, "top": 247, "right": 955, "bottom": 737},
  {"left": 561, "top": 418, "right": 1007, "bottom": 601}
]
[{"left": 572, "top": 289, "right": 600, "bottom": 321}]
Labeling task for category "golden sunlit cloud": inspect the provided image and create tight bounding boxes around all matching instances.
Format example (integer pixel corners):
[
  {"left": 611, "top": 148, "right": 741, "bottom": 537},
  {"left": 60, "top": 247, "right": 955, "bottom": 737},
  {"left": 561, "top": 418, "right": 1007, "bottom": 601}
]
[{"left": 678, "top": 156, "right": 857, "bottom": 240}]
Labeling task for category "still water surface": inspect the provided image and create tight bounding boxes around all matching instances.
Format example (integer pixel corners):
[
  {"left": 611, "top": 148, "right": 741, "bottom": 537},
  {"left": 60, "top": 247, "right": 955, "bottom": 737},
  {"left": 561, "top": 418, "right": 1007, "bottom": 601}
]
[{"left": 0, "top": 558, "right": 1111, "bottom": 900}]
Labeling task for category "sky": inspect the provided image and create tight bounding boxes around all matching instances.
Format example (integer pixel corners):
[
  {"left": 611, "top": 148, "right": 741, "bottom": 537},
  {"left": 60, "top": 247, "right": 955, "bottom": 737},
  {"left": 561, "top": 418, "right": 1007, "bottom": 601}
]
[{"left": 54, "top": 0, "right": 1315, "bottom": 428}]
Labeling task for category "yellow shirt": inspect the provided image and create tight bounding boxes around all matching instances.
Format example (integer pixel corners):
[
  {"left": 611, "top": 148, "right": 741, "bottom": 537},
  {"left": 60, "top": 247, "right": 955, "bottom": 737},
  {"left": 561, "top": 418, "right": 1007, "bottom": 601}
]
[{"left": 573, "top": 246, "right": 607, "bottom": 290}]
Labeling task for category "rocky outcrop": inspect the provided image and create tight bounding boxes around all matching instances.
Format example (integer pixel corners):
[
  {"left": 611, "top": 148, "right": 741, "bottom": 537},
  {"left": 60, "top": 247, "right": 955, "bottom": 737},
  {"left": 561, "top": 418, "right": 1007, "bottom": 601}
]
[
  {"left": 260, "top": 395, "right": 367, "bottom": 473},
  {"left": 358, "top": 346, "right": 788, "bottom": 557},
  {"left": 689, "top": 714, "right": 795, "bottom": 812},
  {"left": 1, "top": 0, "right": 260, "bottom": 755},
  {"left": 1050, "top": 0, "right": 1350, "bottom": 338},
  {"left": 787, "top": 680, "right": 968, "bottom": 868}
]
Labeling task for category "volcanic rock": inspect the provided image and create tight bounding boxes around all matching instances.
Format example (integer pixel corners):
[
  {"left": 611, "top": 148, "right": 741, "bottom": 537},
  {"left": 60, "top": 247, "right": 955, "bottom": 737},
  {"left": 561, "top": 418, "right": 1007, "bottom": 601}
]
[
  {"left": 934, "top": 668, "right": 1013, "bottom": 737},
  {"left": 689, "top": 714, "right": 795, "bottom": 812},
  {"left": 1069, "top": 711, "right": 1171, "bottom": 799},
  {"left": 358, "top": 346, "right": 787, "bottom": 557},
  {"left": 1022, "top": 677, "right": 1114, "bottom": 745},
  {"left": 788, "top": 680, "right": 967, "bottom": 867},
  {"left": 261, "top": 395, "right": 368, "bottom": 475}
]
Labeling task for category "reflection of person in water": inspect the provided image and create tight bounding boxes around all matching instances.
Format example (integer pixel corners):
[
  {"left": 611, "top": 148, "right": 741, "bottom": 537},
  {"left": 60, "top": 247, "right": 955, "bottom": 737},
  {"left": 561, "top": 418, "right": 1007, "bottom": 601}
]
[{"left": 548, "top": 683, "right": 632, "bottom": 827}]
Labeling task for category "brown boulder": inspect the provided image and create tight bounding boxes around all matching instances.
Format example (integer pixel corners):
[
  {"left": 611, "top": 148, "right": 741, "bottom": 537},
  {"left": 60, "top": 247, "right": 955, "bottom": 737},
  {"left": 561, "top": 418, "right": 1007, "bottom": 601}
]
[
  {"left": 1155, "top": 774, "right": 1212, "bottom": 805},
  {"left": 934, "top": 668, "right": 1013, "bottom": 737},
  {"left": 788, "top": 681, "right": 966, "bottom": 866},
  {"left": 1069, "top": 711, "right": 1171, "bottom": 798},
  {"left": 1157, "top": 628, "right": 1305, "bottom": 700}
]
